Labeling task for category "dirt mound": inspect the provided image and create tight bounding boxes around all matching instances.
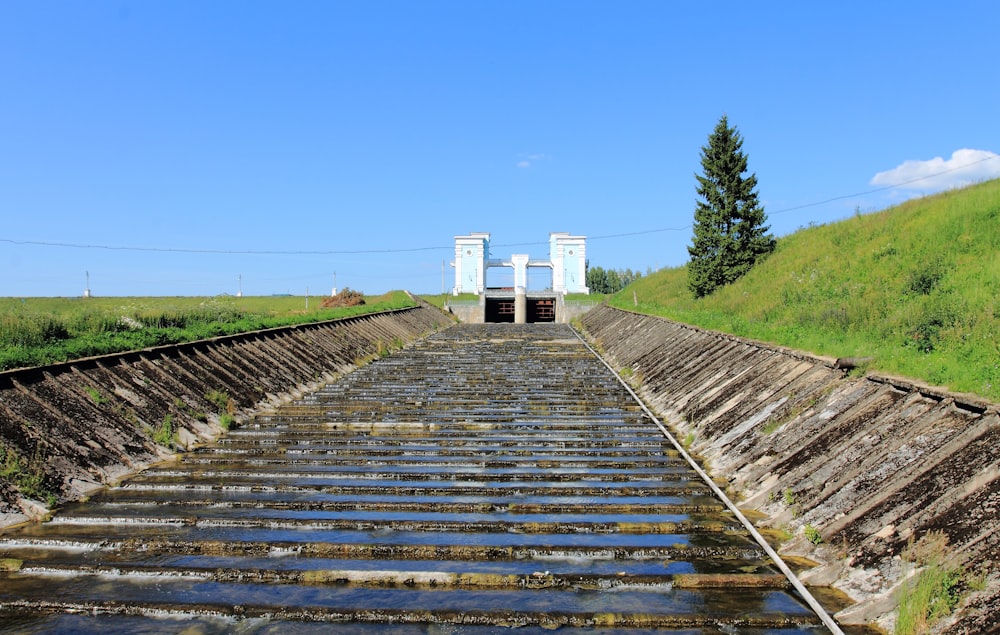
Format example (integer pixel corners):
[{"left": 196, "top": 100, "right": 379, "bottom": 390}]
[{"left": 321, "top": 289, "right": 365, "bottom": 308}]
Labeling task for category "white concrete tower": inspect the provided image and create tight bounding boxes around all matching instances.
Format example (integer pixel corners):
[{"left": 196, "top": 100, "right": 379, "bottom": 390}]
[
  {"left": 452, "top": 233, "right": 490, "bottom": 295},
  {"left": 549, "top": 233, "right": 589, "bottom": 294}
]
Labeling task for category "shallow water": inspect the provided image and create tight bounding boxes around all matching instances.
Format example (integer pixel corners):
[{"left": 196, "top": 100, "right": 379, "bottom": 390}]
[{"left": 0, "top": 323, "right": 833, "bottom": 633}]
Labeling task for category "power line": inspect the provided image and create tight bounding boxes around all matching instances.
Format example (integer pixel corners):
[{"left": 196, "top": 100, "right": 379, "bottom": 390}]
[
  {"left": 587, "top": 153, "right": 1000, "bottom": 239},
  {"left": 587, "top": 154, "right": 1000, "bottom": 238},
  {"left": 3, "top": 154, "right": 997, "bottom": 254},
  {"left": 0, "top": 238, "right": 449, "bottom": 255},
  {"left": 768, "top": 153, "right": 1000, "bottom": 217}
]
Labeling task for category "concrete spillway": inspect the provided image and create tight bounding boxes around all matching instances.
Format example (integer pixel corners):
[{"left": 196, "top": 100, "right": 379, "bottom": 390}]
[
  {"left": 0, "top": 323, "right": 835, "bottom": 633},
  {"left": 0, "top": 303, "right": 454, "bottom": 521}
]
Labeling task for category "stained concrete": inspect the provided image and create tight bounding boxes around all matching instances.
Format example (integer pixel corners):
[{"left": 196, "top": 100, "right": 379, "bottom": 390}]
[
  {"left": 0, "top": 322, "right": 820, "bottom": 631},
  {"left": 0, "top": 302, "right": 454, "bottom": 527},
  {"left": 578, "top": 304, "right": 1000, "bottom": 633},
  {"left": 3, "top": 298, "right": 998, "bottom": 631}
]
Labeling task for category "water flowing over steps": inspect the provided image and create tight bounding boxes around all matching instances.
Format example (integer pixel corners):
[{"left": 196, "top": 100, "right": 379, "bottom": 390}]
[{"left": 1, "top": 323, "right": 833, "bottom": 633}]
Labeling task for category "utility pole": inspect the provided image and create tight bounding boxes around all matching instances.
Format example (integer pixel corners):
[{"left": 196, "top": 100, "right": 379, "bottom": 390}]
[
  {"left": 83, "top": 271, "right": 91, "bottom": 298},
  {"left": 332, "top": 271, "right": 337, "bottom": 296},
  {"left": 442, "top": 260, "right": 445, "bottom": 294},
  {"left": 237, "top": 274, "right": 243, "bottom": 298},
  {"left": 305, "top": 286, "right": 309, "bottom": 310}
]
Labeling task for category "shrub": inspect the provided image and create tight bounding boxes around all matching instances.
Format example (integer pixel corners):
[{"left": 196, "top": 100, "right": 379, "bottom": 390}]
[{"left": 906, "top": 259, "right": 945, "bottom": 296}]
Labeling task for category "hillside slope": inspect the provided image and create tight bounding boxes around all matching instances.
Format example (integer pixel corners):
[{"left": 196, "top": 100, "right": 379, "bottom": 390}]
[{"left": 614, "top": 178, "right": 1000, "bottom": 402}]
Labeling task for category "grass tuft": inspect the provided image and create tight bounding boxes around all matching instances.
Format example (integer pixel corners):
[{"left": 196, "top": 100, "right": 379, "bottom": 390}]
[
  {"left": 153, "top": 414, "right": 175, "bottom": 448},
  {"left": 1, "top": 445, "right": 56, "bottom": 505},
  {"left": 896, "top": 531, "right": 964, "bottom": 635}
]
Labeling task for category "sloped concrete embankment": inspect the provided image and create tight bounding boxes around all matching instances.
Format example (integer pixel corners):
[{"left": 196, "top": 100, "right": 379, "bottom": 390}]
[
  {"left": 0, "top": 304, "right": 453, "bottom": 526},
  {"left": 578, "top": 304, "right": 1000, "bottom": 632}
]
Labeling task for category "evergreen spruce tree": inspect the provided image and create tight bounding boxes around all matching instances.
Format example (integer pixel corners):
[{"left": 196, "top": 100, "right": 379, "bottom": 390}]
[{"left": 687, "top": 115, "right": 775, "bottom": 298}]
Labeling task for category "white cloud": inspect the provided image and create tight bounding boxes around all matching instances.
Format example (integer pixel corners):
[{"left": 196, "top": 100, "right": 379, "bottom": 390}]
[
  {"left": 516, "top": 153, "right": 551, "bottom": 169},
  {"left": 870, "top": 148, "right": 1000, "bottom": 192}
]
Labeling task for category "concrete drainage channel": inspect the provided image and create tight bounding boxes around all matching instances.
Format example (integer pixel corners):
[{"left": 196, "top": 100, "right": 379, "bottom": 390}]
[{"left": 1, "top": 323, "right": 839, "bottom": 633}]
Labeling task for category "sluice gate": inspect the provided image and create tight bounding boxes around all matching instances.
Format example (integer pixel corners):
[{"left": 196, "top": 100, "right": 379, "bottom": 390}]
[{"left": 0, "top": 324, "right": 834, "bottom": 633}]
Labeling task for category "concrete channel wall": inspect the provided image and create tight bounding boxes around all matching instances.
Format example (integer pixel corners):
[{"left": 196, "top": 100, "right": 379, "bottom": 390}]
[
  {"left": 578, "top": 305, "right": 1000, "bottom": 633},
  {"left": 0, "top": 303, "right": 454, "bottom": 527}
]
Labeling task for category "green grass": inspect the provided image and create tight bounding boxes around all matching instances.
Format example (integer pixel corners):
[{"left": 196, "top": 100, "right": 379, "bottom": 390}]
[
  {"left": 804, "top": 524, "right": 823, "bottom": 545},
  {"left": 421, "top": 294, "right": 453, "bottom": 308},
  {"left": 565, "top": 293, "right": 605, "bottom": 303},
  {"left": 612, "top": 178, "right": 1000, "bottom": 402},
  {"left": 0, "top": 445, "right": 55, "bottom": 505},
  {"left": 0, "top": 291, "right": 416, "bottom": 371},
  {"left": 896, "top": 532, "right": 964, "bottom": 634},
  {"left": 430, "top": 293, "right": 480, "bottom": 307},
  {"left": 204, "top": 389, "right": 232, "bottom": 413},
  {"left": 153, "top": 414, "right": 175, "bottom": 448}
]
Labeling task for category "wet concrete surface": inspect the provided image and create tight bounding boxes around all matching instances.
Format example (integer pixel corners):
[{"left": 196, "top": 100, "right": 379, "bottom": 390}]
[{"left": 1, "top": 323, "right": 832, "bottom": 633}]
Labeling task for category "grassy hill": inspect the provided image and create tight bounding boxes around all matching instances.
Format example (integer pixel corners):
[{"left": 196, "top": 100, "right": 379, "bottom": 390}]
[{"left": 611, "top": 178, "right": 1000, "bottom": 402}]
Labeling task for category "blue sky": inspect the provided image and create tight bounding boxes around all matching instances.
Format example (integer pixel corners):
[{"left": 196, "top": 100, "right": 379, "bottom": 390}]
[{"left": 3, "top": 1, "right": 999, "bottom": 297}]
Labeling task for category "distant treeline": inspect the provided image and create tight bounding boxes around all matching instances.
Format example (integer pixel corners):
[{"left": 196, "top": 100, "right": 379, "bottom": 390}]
[{"left": 586, "top": 265, "right": 643, "bottom": 294}]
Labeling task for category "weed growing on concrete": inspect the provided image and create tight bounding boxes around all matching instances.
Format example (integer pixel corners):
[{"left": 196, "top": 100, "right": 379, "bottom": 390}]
[
  {"left": 845, "top": 362, "right": 871, "bottom": 379},
  {"left": 760, "top": 415, "right": 785, "bottom": 435},
  {"left": 371, "top": 338, "right": 406, "bottom": 359},
  {"left": 174, "top": 398, "right": 208, "bottom": 423},
  {"left": 804, "top": 524, "right": 823, "bottom": 545},
  {"left": 204, "top": 390, "right": 236, "bottom": 428},
  {"left": 781, "top": 487, "right": 803, "bottom": 517},
  {"left": 682, "top": 432, "right": 695, "bottom": 450},
  {"left": 84, "top": 386, "right": 107, "bottom": 405},
  {"left": 154, "top": 414, "right": 175, "bottom": 447},
  {"left": 896, "top": 531, "right": 963, "bottom": 635},
  {"left": 205, "top": 390, "right": 230, "bottom": 413},
  {"left": 115, "top": 404, "right": 140, "bottom": 427},
  {"left": 782, "top": 488, "right": 795, "bottom": 507},
  {"left": 1, "top": 445, "right": 56, "bottom": 505}
]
